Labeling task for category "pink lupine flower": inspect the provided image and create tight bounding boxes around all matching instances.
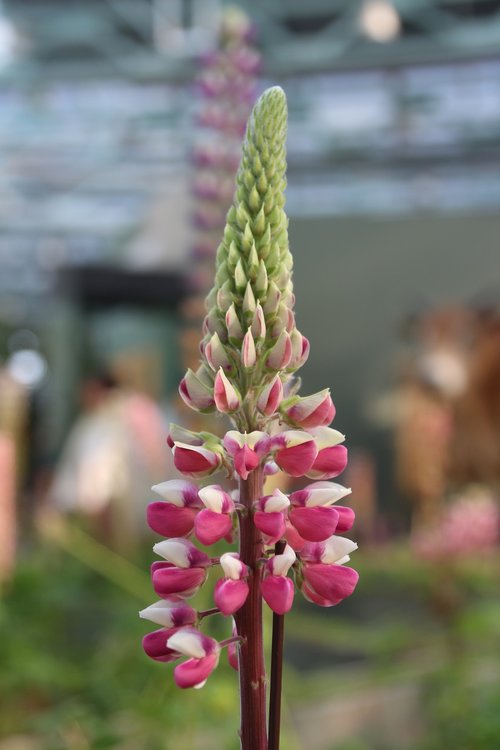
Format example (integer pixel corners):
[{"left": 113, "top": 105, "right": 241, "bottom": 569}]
[
  {"left": 147, "top": 480, "right": 201, "bottom": 537},
  {"left": 142, "top": 626, "right": 183, "bottom": 662},
  {"left": 257, "top": 375, "right": 283, "bottom": 416},
  {"left": 280, "top": 389, "right": 335, "bottom": 429},
  {"left": 290, "top": 480, "right": 355, "bottom": 535},
  {"left": 223, "top": 430, "right": 271, "bottom": 480},
  {"left": 253, "top": 489, "right": 290, "bottom": 543},
  {"left": 261, "top": 545, "right": 296, "bottom": 615},
  {"left": 195, "top": 485, "right": 235, "bottom": 545},
  {"left": 152, "top": 562, "right": 208, "bottom": 599},
  {"left": 179, "top": 368, "right": 215, "bottom": 412},
  {"left": 139, "top": 598, "right": 197, "bottom": 628},
  {"left": 214, "top": 368, "right": 241, "bottom": 413},
  {"left": 305, "top": 427, "right": 348, "bottom": 480},
  {"left": 301, "top": 563, "right": 359, "bottom": 607},
  {"left": 167, "top": 628, "right": 220, "bottom": 689},
  {"left": 272, "top": 430, "right": 318, "bottom": 477},
  {"left": 300, "top": 535, "right": 358, "bottom": 566},
  {"left": 288, "top": 505, "right": 340, "bottom": 542},
  {"left": 172, "top": 442, "right": 221, "bottom": 478},
  {"left": 214, "top": 552, "right": 249, "bottom": 615}
]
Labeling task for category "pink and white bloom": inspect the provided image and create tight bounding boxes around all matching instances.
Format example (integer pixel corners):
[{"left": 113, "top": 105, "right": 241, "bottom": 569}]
[
  {"left": 167, "top": 628, "right": 220, "bottom": 689},
  {"left": 139, "top": 599, "right": 197, "bottom": 629},
  {"left": 153, "top": 538, "right": 211, "bottom": 569},
  {"left": 261, "top": 544, "right": 296, "bottom": 615},
  {"left": 147, "top": 480, "right": 201, "bottom": 537},
  {"left": 214, "top": 368, "right": 241, "bottom": 413},
  {"left": 305, "top": 427, "right": 348, "bottom": 480},
  {"left": 251, "top": 303, "right": 266, "bottom": 340},
  {"left": 280, "top": 389, "right": 335, "bottom": 429},
  {"left": 195, "top": 485, "right": 235, "bottom": 545},
  {"left": 214, "top": 552, "right": 249, "bottom": 615},
  {"left": 271, "top": 430, "right": 318, "bottom": 477},
  {"left": 301, "top": 563, "right": 359, "bottom": 607},
  {"left": 172, "top": 442, "right": 222, "bottom": 478},
  {"left": 223, "top": 430, "right": 271, "bottom": 480},
  {"left": 257, "top": 375, "right": 283, "bottom": 416},
  {"left": 166, "top": 424, "right": 205, "bottom": 448},
  {"left": 300, "top": 536, "right": 358, "bottom": 566},
  {"left": 179, "top": 368, "right": 215, "bottom": 412},
  {"left": 253, "top": 489, "right": 290, "bottom": 543}
]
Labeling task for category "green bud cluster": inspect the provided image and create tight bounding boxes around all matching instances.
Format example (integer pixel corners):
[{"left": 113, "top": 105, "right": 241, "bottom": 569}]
[{"left": 194, "top": 87, "right": 308, "bottom": 422}]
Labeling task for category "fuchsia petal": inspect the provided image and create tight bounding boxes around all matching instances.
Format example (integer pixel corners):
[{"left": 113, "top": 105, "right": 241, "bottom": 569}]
[
  {"left": 152, "top": 566, "right": 207, "bottom": 599},
  {"left": 306, "top": 445, "right": 348, "bottom": 479},
  {"left": 234, "top": 445, "right": 259, "bottom": 479},
  {"left": 284, "top": 520, "right": 307, "bottom": 551},
  {"left": 303, "top": 563, "right": 359, "bottom": 603},
  {"left": 254, "top": 511, "right": 286, "bottom": 540},
  {"left": 173, "top": 443, "right": 220, "bottom": 477},
  {"left": 335, "top": 505, "right": 355, "bottom": 532},
  {"left": 194, "top": 509, "right": 233, "bottom": 546},
  {"left": 142, "top": 627, "right": 180, "bottom": 662},
  {"left": 301, "top": 581, "right": 339, "bottom": 607},
  {"left": 261, "top": 576, "right": 294, "bottom": 615},
  {"left": 147, "top": 503, "right": 197, "bottom": 537},
  {"left": 173, "top": 653, "right": 220, "bottom": 689},
  {"left": 214, "top": 578, "right": 249, "bottom": 615},
  {"left": 275, "top": 440, "right": 317, "bottom": 477},
  {"left": 289, "top": 506, "right": 339, "bottom": 542}
]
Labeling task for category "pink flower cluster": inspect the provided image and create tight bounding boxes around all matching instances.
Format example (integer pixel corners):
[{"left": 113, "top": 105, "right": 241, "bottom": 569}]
[
  {"left": 413, "top": 489, "right": 500, "bottom": 561},
  {"left": 140, "top": 388, "right": 358, "bottom": 689}
]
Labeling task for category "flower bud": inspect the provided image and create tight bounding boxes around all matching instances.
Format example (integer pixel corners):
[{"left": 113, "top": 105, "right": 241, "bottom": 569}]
[
  {"left": 166, "top": 425, "right": 204, "bottom": 448},
  {"left": 214, "top": 368, "right": 241, "bottom": 413},
  {"left": 251, "top": 303, "right": 266, "bottom": 340},
  {"left": 306, "top": 427, "right": 348, "bottom": 480},
  {"left": 266, "top": 331, "right": 292, "bottom": 370},
  {"left": 289, "top": 330, "right": 310, "bottom": 370},
  {"left": 179, "top": 369, "right": 215, "bottom": 412},
  {"left": 225, "top": 304, "right": 244, "bottom": 341},
  {"left": 257, "top": 375, "right": 283, "bottom": 416},
  {"left": 243, "top": 282, "right": 256, "bottom": 316},
  {"left": 172, "top": 442, "right": 221, "bottom": 478},
  {"left": 280, "top": 389, "right": 335, "bottom": 429},
  {"left": 242, "top": 329, "right": 257, "bottom": 368},
  {"left": 205, "top": 332, "right": 233, "bottom": 373}
]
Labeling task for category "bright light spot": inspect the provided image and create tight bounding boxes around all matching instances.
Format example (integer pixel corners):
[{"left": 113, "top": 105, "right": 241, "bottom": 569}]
[
  {"left": 359, "top": 0, "right": 401, "bottom": 43},
  {"left": 0, "top": 11, "right": 17, "bottom": 69},
  {"left": 7, "top": 349, "right": 47, "bottom": 389}
]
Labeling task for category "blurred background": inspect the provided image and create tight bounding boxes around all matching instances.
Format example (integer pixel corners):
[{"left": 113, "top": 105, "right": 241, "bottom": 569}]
[{"left": 1, "top": 1, "right": 500, "bottom": 748}]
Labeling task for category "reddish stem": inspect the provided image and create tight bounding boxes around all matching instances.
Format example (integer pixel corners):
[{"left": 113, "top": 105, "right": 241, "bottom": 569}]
[
  {"left": 268, "top": 539, "right": 286, "bottom": 750},
  {"left": 235, "top": 467, "right": 267, "bottom": 750}
]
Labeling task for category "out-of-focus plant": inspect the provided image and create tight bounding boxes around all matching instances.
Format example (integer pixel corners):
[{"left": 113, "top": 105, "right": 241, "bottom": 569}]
[{"left": 140, "top": 87, "right": 358, "bottom": 749}]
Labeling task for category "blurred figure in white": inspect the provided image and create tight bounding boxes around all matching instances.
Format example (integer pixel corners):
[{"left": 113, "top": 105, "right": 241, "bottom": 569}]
[{"left": 49, "top": 373, "right": 175, "bottom": 552}]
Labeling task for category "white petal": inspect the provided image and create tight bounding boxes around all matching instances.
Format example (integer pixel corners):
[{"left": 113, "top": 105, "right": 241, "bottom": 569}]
[
  {"left": 198, "top": 485, "right": 225, "bottom": 513},
  {"left": 151, "top": 480, "right": 192, "bottom": 506},
  {"left": 167, "top": 629, "right": 206, "bottom": 658},
  {"left": 264, "top": 489, "right": 290, "bottom": 513},
  {"left": 220, "top": 552, "right": 244, "bottom": 580},
  {"left": 308, "top": 427, "right": 345, "bottom": 449},
  {"left": 139, "top": 600, "right": 175, "bottom": 628},
  {"left": 321, "top": 536, "right": 358, "bottom": 564},
  {"left": 270, "top": 544, "right": 296, "bottom": 576},
  {"left": 153, "top": 539, "right": 190, "bottom": 568},
  {"left": 305, "top": 483, "right": 352, "bottom": 507}
]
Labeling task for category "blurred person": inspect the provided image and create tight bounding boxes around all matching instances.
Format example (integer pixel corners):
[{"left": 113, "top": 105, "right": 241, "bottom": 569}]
[{"left": 49, "top": 372, "right": 174, "bottom": 553}]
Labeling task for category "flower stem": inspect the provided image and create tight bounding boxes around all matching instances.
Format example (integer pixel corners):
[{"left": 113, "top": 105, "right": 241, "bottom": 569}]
[
  {"left": 235, "top": 467, "right": 267, "bottom": 750},
  {"left": 268, "top": 539, "right": 286, "bottom": 750},
  {"left": 198, "top": 607, "right": 220, "bottom": 620}
]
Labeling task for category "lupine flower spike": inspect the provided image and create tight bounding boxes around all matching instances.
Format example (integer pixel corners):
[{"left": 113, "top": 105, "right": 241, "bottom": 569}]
[{"left": 140, "top": 86, "right": 359, "bottom": 750}]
